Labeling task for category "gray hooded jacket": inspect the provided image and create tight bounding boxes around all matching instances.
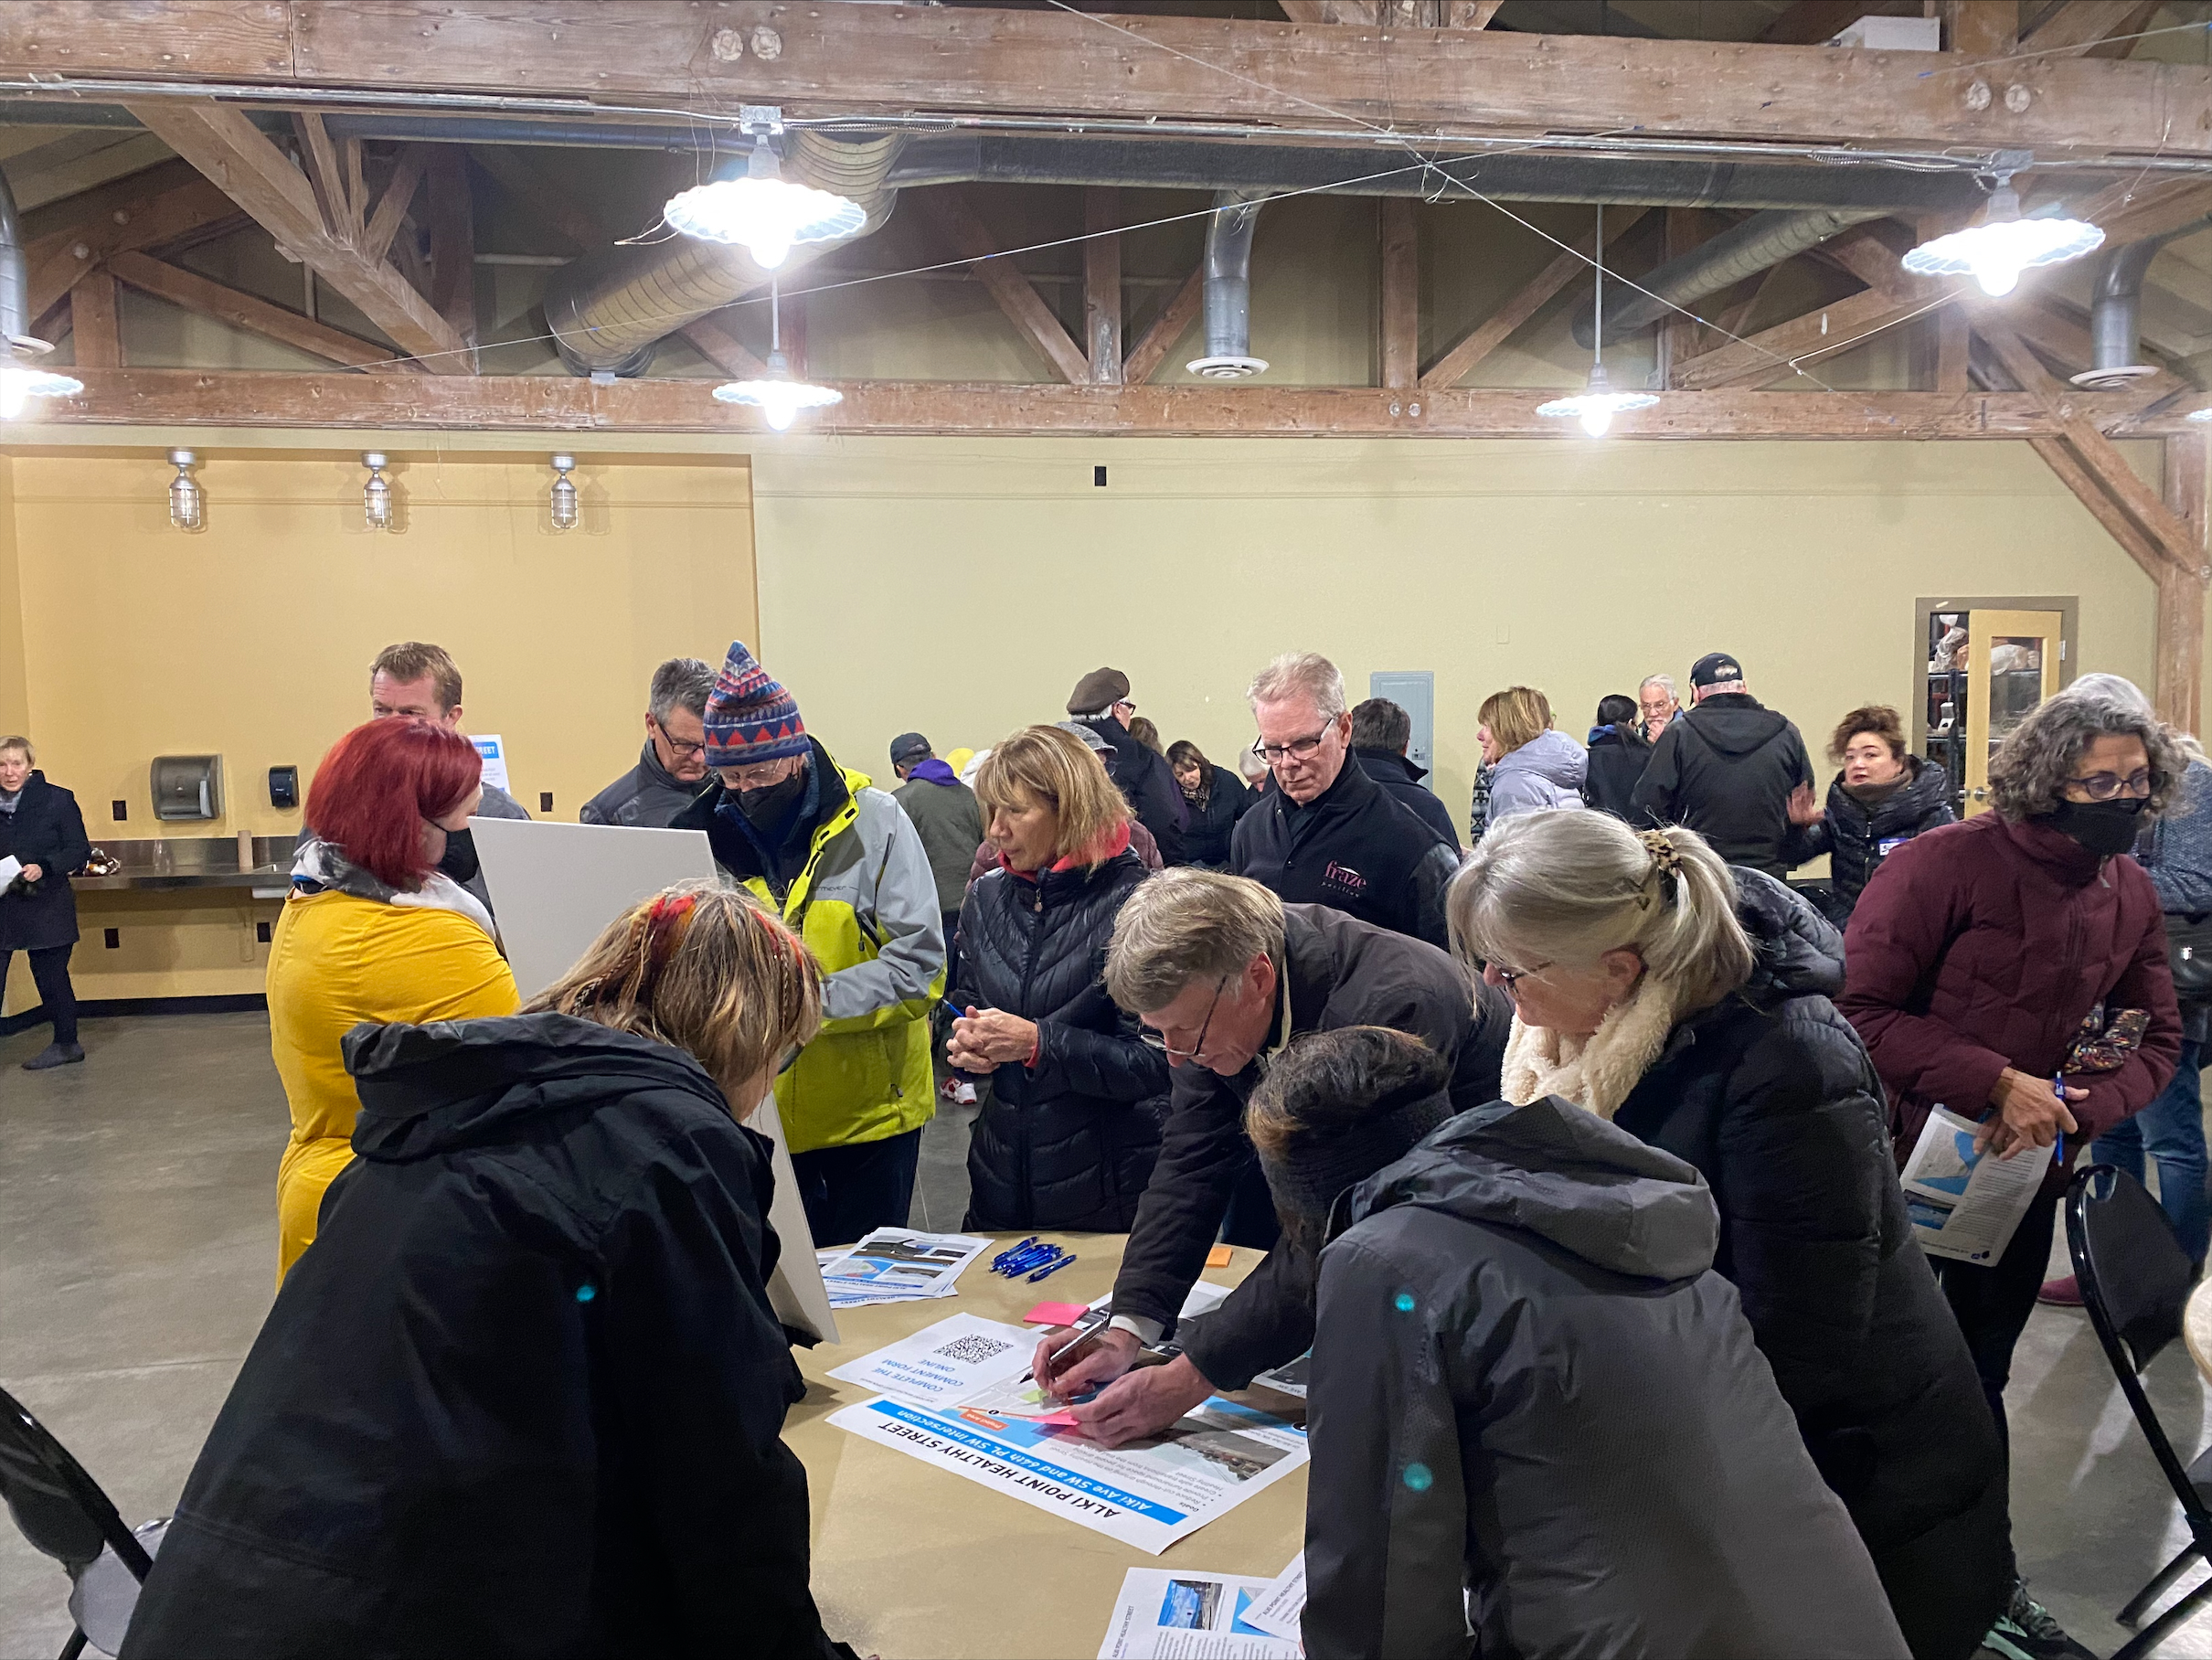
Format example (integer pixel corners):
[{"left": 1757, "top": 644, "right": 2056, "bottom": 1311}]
[
  {"left": 1303, "top": 1096, "right": 1909, "bottom": 1660},
  {"left": 1484, "top": 729, "right": 1588, "bottom": 825}
]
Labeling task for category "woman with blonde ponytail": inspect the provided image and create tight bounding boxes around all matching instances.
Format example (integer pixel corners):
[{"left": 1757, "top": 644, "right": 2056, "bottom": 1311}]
[{"left": 1449, "top": 811, "right": 2008, "bottom": 1660}]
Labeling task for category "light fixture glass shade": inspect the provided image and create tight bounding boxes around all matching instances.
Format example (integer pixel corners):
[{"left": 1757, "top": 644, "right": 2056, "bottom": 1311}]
[
  {"left": 2187, "top": 405, "right": 2212, "bottom": 423},
  {"left": 1902, "top": 186, "right": 2104, "bottom": 298},
  {"left": 362, "top": 452, "right": 394, "bottom": 532},
  {"left": 663, "top": 137, "right": 866, "bottom": 270},
  {"left": 548, "top": 452, "right": 579, "bottom": 531},
  {"left": 1537, "top": 364, "right": 1659, "bottom": 437},
  {"left": 713, "top": 350, "right": 842, "bottom": 431},
  {"left": 167, "top": 448, "right": 204, "bottom": 532},
  {"left": 0, "top": 364, "right": 82, "bottom": 419}
]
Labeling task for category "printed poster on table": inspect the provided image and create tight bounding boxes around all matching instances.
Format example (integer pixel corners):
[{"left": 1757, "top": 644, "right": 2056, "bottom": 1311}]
[{"left": 1098, "top": 1567, "right": 1303, "bottom": 1659}]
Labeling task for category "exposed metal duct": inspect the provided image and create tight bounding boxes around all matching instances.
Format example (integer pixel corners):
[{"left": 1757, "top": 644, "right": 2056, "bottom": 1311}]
[
  {"left": 0, "top": 166, "right": 27, "bottom": 346},
  {"left": 2074, "top": 217, "right": 2212, "bottom": 389},
  {"left": 1573, "top": 207, "right": 1886, "bottom": 347},
  {"left": 539, "top": 129, "right": 903, "bottom": 376},
  {"left": 1187, "top": 189, "right": 1268, "bottom": 380}
]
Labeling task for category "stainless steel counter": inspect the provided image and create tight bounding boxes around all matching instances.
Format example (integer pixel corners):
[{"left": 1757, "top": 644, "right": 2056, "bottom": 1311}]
[{"left": 69, "top": 835, "right": 299, "bottom": 895}]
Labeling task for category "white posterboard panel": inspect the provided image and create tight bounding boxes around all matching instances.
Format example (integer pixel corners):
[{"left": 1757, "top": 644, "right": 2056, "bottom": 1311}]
[{"left": 468, "top": 816, "right": 836, "bottom": 1345}]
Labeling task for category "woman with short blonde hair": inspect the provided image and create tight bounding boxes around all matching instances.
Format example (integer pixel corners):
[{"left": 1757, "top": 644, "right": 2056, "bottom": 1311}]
[
  {"left": 1450, "top": 810, "right": 2009, "bottom": 1660},
  {"left": 122, "top": 883, "right": 856, "bottom": 1660},
  {"left": 1476, "top": 686, "right": 1586, "bottom": 826},
  {"left": 952, "top": 724, "right": 1167, "bottom": 1229}
]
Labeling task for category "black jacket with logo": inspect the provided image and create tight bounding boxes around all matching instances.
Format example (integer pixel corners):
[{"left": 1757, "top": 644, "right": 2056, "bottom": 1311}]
[
  {"left": 1351, "top": 748, "right": 1459, "bottom": 848},
  {"left": 1231, "top": 754, "right": 1458, "bottom": 948},
  {"left": 1630, "top": 692, "right": 1814, "bottom": 877}
]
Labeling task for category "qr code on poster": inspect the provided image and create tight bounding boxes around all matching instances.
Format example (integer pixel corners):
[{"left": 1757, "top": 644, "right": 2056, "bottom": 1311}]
[{"left": 933, "top": 1333, "right": 1016, "bottom": 1366}]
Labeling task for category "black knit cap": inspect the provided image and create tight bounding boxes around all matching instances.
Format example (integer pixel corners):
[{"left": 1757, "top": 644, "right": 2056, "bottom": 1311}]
[{"left": 1253, "top": 1027, "right": 1455, "bottom": 1223}]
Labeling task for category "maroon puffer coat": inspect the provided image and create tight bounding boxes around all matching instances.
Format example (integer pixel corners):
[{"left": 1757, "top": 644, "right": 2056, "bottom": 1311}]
[{"left": 1839, "top": 810, "right": 2178, "bottom": 1174}]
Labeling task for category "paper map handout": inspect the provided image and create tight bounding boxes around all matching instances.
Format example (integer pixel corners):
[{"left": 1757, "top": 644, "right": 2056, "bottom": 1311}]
[
  {"left": 1901, "top": 1103, "right": 2049, "bottom": 1264},
  {"left": 825, "top": 1315, "right": 1035, "bottom": 1407},
  {"left": 1098, "top": 1568, "right": 1303, "bottom": 1659},
  {"left": 818, "top": 1228, "right": 990, "bottom": 1308}
]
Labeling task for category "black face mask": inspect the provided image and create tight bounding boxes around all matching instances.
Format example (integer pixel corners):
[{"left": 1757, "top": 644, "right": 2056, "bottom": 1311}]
[
  {"left": 2046, "top": 796, "right": 2148, "bottom": 858},
  {"left": 437, "top": 825, "right": 481, "bottom": 885},
  {"left": 737, "top": 769, "right": 807, "bottom": 827}
]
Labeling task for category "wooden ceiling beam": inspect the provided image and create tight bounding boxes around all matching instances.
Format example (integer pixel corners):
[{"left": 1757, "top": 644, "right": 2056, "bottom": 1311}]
[
  {"left": 25, "top": 168, "right": 242, "bottom": 323},
  {"left": 360, "top": 145, "right": 428, "bottom": 267},
  {"left": 68, "top": 268, "right": 120, "bottom": 368},
  {"left": 1123, "top": 264, "right": 1204, "bottom": 388},
  {"left": 106, "top": 250, "right": 411, "bottom": 373},
  {"left": 2016, "top": 0, "right": 2162, "bottom": 58},
  {"left": 933, "top": 186, "right": 1091, "bottom": 387},
  {"left": 1420, "top": 205, "right": 1652, "bottom": 389},
  {"left": 1379, "top": 197, "right": 1418, "bottom": 390},
  {"left": 21, "top": 368, "right": 2196, "bottom": 440},
  {"left": 678, "top": 313, "right": 770, "bottom": 381},
  {"left": 3, "top": 3, "right": 2206, "bottom": 157},
  {"left": 123, "top": 100, "right": 471, "bottom": 373},
  {"left": 1085, "top": 187, "right": 1123, "bottom": 388}
]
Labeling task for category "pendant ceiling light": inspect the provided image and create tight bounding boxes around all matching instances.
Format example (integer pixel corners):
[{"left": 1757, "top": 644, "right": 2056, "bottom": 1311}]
[
  {"left": 1537, "top": 205, "right": 1659, "bottom": 438},
  {"left": 361, "top": 452, "right": 395, "bottom": 532},
  {"left": 548, "top": 452, "right": 580, "bottom": 532},
  {"left": 0, "top": 340, "right": 81, "bottom": 419},
  {"left": 1902, "top": 171, "right": 2102, "bottom": 298},
  {"left": 2187, "top": 405, "right": 2212, "bottom": 423},
  {"left": 712, "top": 282, "right": 841, "bottom": 431},
  {"left": 663, "top": 133, "right": 866, "bottom": 271},
  {"left": 167, "top": 448, "right": 205, "bottom": 532}
]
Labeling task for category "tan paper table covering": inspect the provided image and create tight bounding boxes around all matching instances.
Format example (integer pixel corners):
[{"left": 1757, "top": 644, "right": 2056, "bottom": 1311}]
[{"left": 789, "top": 1233, "right": 1305, "bottom": 1660}]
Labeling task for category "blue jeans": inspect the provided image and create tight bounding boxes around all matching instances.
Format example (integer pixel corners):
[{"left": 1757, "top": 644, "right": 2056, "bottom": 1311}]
[{"left": 2092, "top": 1037, "right": 2209, "bottom": 1267}]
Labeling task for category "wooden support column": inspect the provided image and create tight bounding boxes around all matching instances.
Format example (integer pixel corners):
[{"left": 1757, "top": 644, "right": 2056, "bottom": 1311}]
[
  {"left": 425, "top": 148, "right": 476, "bottom": 365},
  {"left": 1084, "top": 187, "right": 1122, "bottom": 388},
  {"left": 69, "top": 269, "right": 121, "bottom": 367},
  {"left": 1934, "top": 0, "right": 2016, "bottom": 54},
  {"left": 1379, "top": 197, "right": 1418, "bottom": 390},
  {"left": 2160, "top": 432, "right": 2209, "bottom": 731}
]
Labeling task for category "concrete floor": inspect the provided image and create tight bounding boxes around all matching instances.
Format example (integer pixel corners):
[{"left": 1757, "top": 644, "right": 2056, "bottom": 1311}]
[{"left": 2, "top": 1011, "right": 2208, "bottom": 1659}]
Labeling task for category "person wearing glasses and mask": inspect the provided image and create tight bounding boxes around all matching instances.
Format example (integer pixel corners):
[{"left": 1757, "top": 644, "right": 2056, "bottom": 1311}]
[
  {"left": 1067, "top": 666, "right": 1187, "bottom": 852},
  {"left": 671, "top": 642, "right": 944, "bottom": 1249},
  {"left": 580, "top": 656, "right": 718, "bottom": 828},
  {"left": 1232, "top": 653, "right": 1460, "bottom": 948},
  {"left": 1029, "top": 868, "right": 1509, "bottom": 1450}
]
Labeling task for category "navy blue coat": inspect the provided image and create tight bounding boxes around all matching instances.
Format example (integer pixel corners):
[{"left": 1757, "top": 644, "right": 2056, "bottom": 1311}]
[{"left": 0, "top": 771, "right": 88, "bottom": 952}]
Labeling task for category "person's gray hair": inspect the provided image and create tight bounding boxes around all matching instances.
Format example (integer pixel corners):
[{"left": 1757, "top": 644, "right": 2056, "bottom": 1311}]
[
  {"left": 1987, "top": 673, "right": 2185, "bottom": 821},
  {"left": 1449, "top": 810, "right": 1754, "bottom": 1014},
  {"left": 1248, "top": 652, "right": 1347, "bottom": 720},
  {"left": 1639, "top": 674, "right": 1677, "bottom": 699},
  {"left": 1104, "top": 868, "right": 1286, "bottom": 1014},
  {"left": 648, "top": 657, "right": 716, "bottom": 724},
  {"left": 0, "top": 735, "right": 31, "bottom": 764}
]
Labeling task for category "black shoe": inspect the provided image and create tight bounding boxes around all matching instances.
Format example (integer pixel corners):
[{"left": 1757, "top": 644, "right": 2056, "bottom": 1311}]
[
  {"left": 1983, "top": 1580, "right": 2096, "bottom": 1660},
  {"left": 21, "top": 1041, "right": 84, "bottom": 1071}
]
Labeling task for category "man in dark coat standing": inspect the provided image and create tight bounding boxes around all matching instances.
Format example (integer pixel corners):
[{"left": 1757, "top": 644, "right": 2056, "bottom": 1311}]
[
  {"left": 580, "top": 656, "right": 717, "bottom": 828},
  {"left": 1067, "top": 667, "right": 1186, "bottom": 849},
  {"left": 1632, "top": 651, "right": 1815, "bottom": 876},
  {"left": 1029, "top": 868, "right": 1511, "bottom": 1450},
  {"left": 1347, "top": 696, "right": 1459, "bottom": 848},
  {"left": 1234, "top": 654, "right": 1460, "bottom": 948},
  {"left": 889, "top": 731, "right": 985, "bottom": 995},
  {"left": 0, "top": 736, "right": 90, "bottom": 1070}
]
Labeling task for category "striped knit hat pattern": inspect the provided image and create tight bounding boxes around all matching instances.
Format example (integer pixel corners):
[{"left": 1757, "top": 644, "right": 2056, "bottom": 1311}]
[{"left": 702, "top": 641, "right": 810, "bottom": 767}]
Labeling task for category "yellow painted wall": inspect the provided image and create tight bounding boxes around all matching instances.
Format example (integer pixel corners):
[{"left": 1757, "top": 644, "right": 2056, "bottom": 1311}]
[{"left": 2, "top": 445, "right": 757, "bottom": 1011}]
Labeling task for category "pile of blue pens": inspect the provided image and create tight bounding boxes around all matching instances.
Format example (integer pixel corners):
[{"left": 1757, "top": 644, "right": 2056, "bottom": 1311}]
[{"left": 991, "top": 1237, "right": 1078, "bottom": 1282}]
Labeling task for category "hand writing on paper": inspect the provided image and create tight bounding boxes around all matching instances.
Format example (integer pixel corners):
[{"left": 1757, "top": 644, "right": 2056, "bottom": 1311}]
[
  {"left": 947, "top": 1007, "right": 1040, "bottom": 1074},
  {"left": 1069, "top": 1355, "right": 1216, "bottom": 1450},
  {"left": 1978, "top": 1068, "right": 2084, "bottom": 1158},
  {"left": 1033, "top": 1323, "right": 1138, "bottom": 1399}
]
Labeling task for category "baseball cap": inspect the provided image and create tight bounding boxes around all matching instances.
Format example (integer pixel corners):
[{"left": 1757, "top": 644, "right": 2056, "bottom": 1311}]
[
  {"left": 888, "top": 731, "right": 931, "bottom": 765},
  {"left": 1689, "top": 653, "right": 1744, "bottom": 690}
]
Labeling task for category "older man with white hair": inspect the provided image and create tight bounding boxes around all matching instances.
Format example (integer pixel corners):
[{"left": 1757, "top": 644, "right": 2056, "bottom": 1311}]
[{"left": 1231, "top": 652, "right": 1458, "bottom": 948}]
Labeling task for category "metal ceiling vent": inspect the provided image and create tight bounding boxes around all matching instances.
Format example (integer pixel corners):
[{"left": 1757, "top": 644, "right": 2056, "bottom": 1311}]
[
  {"left": 2069, "top": 219, "right": 2212, "bottom": 390},
  {"left": 1186, "top": 190, "right": 1270, "bottom": 379}
]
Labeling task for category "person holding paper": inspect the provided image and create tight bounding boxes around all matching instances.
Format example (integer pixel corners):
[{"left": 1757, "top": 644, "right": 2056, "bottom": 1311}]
[
  {"left": 1259, "top": 1027, "right": 1909, "bottom": 1660},
  {"left": 670, "top": 641, "right": 945, "bottom": 1249},
  {"left": 0, "top": 735, "right": 90, "bottom": 1071},
  {"left": 1451, "top": 812, "right": 2008, "bottom": 1660},
  {"left": 951, "top": 724, "right": 1168, "bottom": 1230},
  {"left": 122, "top": 884, "right": 859, "bottom": 1660}
]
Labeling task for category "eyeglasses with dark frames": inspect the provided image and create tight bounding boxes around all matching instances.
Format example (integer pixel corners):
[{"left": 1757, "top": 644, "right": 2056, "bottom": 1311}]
[
  {"left": 1251, "top": 730, "right": 1330, "bottom": 765},
  {"left": 1144, "top": 973, "right": 1232, "bottom": 1062}
]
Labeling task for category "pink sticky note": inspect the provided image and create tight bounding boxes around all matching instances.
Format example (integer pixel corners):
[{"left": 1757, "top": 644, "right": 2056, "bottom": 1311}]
[
  {"left": 1025, "top": 1300, "right": 1090, "bottom": 1326},
  {"left": 1031, "top": 1410, "right": 1081, "bottom": 1428}
]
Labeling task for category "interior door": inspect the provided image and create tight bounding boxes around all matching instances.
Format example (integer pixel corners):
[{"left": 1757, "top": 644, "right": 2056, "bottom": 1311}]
[
  {"left": 1369, "top": 670, "right": 1436, "bottom": 789},
  {"left": 1962, "top": 608, "right": 2063, "bottom": 815}
]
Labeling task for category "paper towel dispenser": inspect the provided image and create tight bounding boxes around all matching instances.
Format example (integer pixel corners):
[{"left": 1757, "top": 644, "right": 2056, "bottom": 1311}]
[{"left": 151, "top": 755, "right": 223, "bottom": 822}]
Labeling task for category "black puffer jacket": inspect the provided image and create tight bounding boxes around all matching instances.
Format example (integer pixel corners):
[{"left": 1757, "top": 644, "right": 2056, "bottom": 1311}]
[
  {"left": 1164, "top": 766, "right": 1253, "bottom": 868},
  {"left": 0, "top": 771, "right": 89, "bottom": 952},
  {"left": 1786, "top": 757, "right": 1955, "bottom": 920},
  {"left": 1608, "top": 880, "right": 2009, "bottom": 1660},
  {"left": 954, "top": 847, "right": 1168, "bottom": 1230}
]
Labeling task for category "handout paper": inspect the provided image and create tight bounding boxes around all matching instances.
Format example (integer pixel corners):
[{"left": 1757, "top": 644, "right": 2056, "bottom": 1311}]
[
  {"left": 470, "top": 734, "right": 511, "bottom": 792},
  {"left": 820, "top": 1228, "right": 991, "bottom": 1307},
  {"left": 1250, "top": 1354, "right": 1309, "bottom": 1401},
  {"left": 0, "top": 855, "right": 21, "bottom": 888},
  {"left": 1097, "top": 1568, "right": 1303, "bottom": 1659},
  {"left": 1239, "top": 1556, "right": 1306, "bottom": 1642},
  {"left": 826, "top": 1314, "right": 1035, "bottom": 1407},
  {"left": 1901, "top": 1103, "right": 2050, "bottom": 1264}
]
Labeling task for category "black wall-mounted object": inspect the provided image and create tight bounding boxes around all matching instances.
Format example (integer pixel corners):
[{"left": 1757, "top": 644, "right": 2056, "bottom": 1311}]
[
  {"left": 539, "top": 792, "right": 554, "bottom": 814},
  {"left": 111, "top": 800, "right": 127, "bottom": 822},
  {"left": 269, "top": 766, "right": 299, "bottom": 810}
]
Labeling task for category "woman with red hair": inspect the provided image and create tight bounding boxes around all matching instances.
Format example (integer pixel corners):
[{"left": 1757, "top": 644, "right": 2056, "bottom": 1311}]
[{"left": 269, "top": 717, "right": 518, "bottom": 1278}]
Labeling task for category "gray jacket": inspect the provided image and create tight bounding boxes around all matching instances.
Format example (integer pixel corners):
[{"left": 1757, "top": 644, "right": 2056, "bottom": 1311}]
[
  {"left": 1484, "top": 729, "right": 1588, "bottom": 825},
  {"left": 891, "top": 767, "right": 987, "bottom": 914},
  {"left": 579, "top": 741, "right": 707, "bottom": 830},
  {"left": 1303, "top": 1096, "right": 1908, "bottom": 1660},
  {"left": 2139, "top": 756, "right": 2212, "bottom": 1039}
]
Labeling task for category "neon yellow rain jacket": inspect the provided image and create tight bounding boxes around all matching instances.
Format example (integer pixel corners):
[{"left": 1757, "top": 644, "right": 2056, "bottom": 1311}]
[{"left": 673, "top": 745, "right": 945, "bottom": 1155}]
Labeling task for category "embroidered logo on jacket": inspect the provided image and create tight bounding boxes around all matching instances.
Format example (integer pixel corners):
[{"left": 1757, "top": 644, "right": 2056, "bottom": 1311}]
[{"left": 1324, "top": 860, "right": 1368, "bottom": 895}]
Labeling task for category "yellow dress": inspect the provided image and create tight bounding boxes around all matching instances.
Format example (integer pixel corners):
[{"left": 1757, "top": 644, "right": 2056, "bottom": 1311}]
[{"left": 268, "top": 889, "right": 519, "bottom": 1280}]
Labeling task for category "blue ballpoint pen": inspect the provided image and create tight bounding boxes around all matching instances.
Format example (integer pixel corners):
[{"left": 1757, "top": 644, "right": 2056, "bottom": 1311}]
[
  {"left": 2052, "top": 1070, "right": 2067, "bottom": 1165},
  {"left": 1028, "top": 1253, "right": 1078, "bottom": 1283}
]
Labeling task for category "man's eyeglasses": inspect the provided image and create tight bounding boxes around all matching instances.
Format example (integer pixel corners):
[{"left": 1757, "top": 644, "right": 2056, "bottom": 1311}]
[
  {"left": 2065, "top": 768, "right": 2163, "bottom": 803},
  {"left": 1144, "top": 973, "right": 1231, "bottom": 1062},
  {"left": 1251, "top": 731, "right": 1329, "bottom": 765},
  {"left": 1114, "top": 698, "right": 1138, "bottom": 718},
  {"left": 651, "top": 718, "right": 707, "bottom": 760}
]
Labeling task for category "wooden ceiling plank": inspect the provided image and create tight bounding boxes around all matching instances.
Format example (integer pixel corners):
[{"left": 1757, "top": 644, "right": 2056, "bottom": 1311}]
[
  {"left": 361, "top": 145, "right": 427, "bottom": 267},
  {"left": 1420, "top": 204, "right": 1651, "bottom": 389},
  {"left": 1938, "top": 0, "right": 2017, "bottom": 55},
  {"left": 24, "top": 170, "right": 240, "bottom": 320},
  {"left": 1123, "top": 263, "right": 1204, "bottom": 387},
  {"left": 1380, "top": 196, "right": 1418, "bottom": 390},
  {"left": 934, "top": 186, "right": 1091, "bottom": 387},
  {"left": 69, "top": 266, "right": 120, "bottom": 367},
  {"left": 107, "top": 249, "right": 409, "bottom": 373}
]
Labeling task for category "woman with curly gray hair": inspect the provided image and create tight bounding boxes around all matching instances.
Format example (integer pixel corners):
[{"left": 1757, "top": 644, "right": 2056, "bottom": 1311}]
[{"left": 1840, "top": 671, "right": 2181, "bottom": 1655}]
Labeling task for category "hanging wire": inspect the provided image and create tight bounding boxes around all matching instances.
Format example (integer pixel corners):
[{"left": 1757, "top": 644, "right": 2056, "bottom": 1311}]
[{"left": 1592, "top": 201, "right": 1604, "bottom": 371}]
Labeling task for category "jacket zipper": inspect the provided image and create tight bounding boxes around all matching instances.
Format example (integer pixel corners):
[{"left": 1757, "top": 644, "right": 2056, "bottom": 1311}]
[{"left": 1016, "top": 877, "right": 1049, "bottom": 1229}]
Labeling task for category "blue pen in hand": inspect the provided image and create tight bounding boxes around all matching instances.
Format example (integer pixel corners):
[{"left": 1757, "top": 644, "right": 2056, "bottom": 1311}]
[{"left": 2052, "top": 1070, "right": 2068, "bottom": 1165}]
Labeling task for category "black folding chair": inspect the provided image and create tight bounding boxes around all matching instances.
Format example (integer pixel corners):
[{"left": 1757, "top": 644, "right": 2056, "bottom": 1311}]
[
  {"left": 0, "top": 1385, "right": 163, "bottom": 1660},
  {"left": 2067, "top": 1164, "right": 2212, "bottom": 1660}
]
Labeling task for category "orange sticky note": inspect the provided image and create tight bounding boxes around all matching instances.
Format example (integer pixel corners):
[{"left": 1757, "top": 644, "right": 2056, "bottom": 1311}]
[
  {"left": 1206, "top": 1244, "right": 1234, "bottom": 1269},
  {"left": 1025, "top": 1300, "right": 1090, "bottom": 1325}
]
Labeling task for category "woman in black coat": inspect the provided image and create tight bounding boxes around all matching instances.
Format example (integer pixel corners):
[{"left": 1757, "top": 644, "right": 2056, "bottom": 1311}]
[
  {"left": 121, "top": 883, "right": 857, "bottom": 1660},
  {"left": 0, "top": 736, "right": 90, "bottom": 1070},
  {"left": 1788, "top": 705, "right": 1956, "bottom": 920},
  {"left": 951, "top": 726, "right": 1170, "bottom": 1229},
  {"left": 1163, "top": 739, "right": 1251, "bottom": 868},
  {"left": 1450, "top": 812, "right": 2010, "bottom": 1660}
]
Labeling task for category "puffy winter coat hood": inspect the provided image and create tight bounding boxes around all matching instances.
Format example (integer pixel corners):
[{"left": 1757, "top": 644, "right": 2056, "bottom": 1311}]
[
  {"left": 1685, "top": 693, "right": 1792, "bottom": 757},
  {"left": 1732, "top": 865, "right": 1845, "bottom": 997},
  {"left": 1495, "top": 729, "right": 1587, "bottom": 792},
  {"left": 1345, "top": 1094, "right": 1719, "bottom": 1282}
]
